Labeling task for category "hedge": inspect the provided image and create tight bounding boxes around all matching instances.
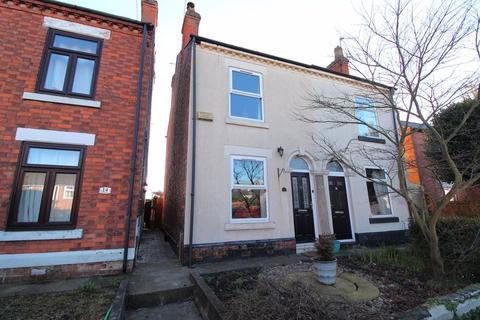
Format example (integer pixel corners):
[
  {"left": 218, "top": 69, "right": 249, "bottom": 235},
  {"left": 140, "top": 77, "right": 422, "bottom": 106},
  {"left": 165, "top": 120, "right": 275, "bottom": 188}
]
[{"left": 409, "top": 216, "right": 480, "bottom": 279}]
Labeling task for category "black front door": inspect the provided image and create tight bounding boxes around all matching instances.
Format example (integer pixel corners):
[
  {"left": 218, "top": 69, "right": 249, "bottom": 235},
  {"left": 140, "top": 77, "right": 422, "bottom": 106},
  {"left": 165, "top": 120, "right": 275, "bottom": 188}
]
[
  {"left": 328, "top": 176, "right": 353, "bottom": 240},
  {"left": 291, "top": 172, "right": 315, "bottom": 243}
]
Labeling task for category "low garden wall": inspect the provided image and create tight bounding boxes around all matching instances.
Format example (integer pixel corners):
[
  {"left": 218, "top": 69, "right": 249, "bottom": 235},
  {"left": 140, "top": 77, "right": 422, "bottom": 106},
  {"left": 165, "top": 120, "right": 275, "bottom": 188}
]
[{"left": 397, "top": 284, "right": 480, "bottom": 319}]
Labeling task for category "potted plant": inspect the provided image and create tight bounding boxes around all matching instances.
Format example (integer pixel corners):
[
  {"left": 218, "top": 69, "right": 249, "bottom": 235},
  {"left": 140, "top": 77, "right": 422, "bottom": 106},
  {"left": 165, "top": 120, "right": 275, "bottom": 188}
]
[{"left": 312, "top": 234, "right": 337, "bottom": 285}]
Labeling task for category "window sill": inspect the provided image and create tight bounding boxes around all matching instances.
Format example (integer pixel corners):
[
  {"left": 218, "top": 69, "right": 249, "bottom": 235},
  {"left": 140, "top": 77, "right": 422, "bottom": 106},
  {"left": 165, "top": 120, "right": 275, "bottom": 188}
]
[
  {"left": 225, "top": 117, "right": 269, "bottom": 129},
  {"left": 23, "top": 92, "right": 101, "bottom": 108},
  {"left": 225, "top": 222, "right": 276, "bottom": 231},
  {"left": 369, "top": 217, "right": 399, "bottom": 224},
  {"left": 358, "top": 135, "right": 386, "bottom": 144},
  {"left": 0, "top": 229, "right": 83, "bottom": 241}
]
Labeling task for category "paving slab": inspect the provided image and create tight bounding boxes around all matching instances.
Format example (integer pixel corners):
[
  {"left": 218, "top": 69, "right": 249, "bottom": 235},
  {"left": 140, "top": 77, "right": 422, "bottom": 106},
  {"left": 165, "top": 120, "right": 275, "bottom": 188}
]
[
  {"left": 194, "top": 254, "right": 309, "bottom": 275},
  {"left": 136, "top": 229, "right": 177, "bottom": 264},
  {"left": 126, "top": 300, "right": 202, "bottom": 320},
  {"left": 127, "top": 230, "right": 194, "bottom": 308}
]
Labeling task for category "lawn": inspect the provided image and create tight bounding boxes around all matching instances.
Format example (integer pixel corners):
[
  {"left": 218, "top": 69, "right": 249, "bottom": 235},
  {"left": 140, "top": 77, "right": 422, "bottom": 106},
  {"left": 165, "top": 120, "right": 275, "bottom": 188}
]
[{"left": 0, "top": 280, "right": 120, "bottom": 320}]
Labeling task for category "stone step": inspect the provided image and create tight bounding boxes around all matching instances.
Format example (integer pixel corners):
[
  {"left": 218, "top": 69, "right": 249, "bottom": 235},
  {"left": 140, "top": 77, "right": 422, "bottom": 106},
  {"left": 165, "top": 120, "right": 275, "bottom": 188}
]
[
  {"left": 126, "top": 300, "right": 202, "bottom": 320},
  {"left": 127, "top": 263, "right": 195, "bottom": 309}
]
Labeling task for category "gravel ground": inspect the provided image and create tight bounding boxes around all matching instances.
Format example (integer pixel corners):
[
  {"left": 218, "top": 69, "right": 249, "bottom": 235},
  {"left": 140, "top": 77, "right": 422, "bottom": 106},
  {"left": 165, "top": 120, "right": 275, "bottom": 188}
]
[{"left": 203, "top": 259, "right": 466, "bottom": 320}]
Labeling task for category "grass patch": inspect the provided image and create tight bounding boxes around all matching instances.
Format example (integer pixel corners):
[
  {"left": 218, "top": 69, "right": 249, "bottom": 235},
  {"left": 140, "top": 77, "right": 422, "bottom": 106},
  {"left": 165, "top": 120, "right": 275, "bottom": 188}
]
[
  {"left": 349, "top": 246, "right": 425, "bottom": 273},
  {"left": 0, "top": 280, "right": 120, "bottom": 320}
]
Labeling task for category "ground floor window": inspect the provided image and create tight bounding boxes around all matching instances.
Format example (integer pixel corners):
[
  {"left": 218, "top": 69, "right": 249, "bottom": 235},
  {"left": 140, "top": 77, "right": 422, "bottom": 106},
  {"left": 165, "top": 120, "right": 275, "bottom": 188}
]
[
  {"left": 365, "top": 168, "right": 392, "bottom": 216},
  {"left": 8, "top": 142, "right": 85, "bottom": 230},
  {"left": 231, "top": 156, "right": 268, "bottom": 220}
]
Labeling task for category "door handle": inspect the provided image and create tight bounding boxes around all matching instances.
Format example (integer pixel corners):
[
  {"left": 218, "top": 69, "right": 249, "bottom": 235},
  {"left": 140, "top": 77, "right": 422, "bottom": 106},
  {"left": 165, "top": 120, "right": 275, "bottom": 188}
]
[
  {"left": 298, "top": 209, "right": 307, "bottom": 212},
  {"left": 334, "top": 211, "right": 344, "bottom": 214}
]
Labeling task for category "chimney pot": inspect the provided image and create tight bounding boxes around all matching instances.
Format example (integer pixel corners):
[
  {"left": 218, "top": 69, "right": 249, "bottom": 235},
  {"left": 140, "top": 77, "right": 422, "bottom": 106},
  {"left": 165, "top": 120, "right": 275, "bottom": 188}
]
[
  {"left": 327, "top": 45, "right": 349, "bottom": 75},
  {"left": 334, "top": 46, "right": 344, "bottom": 59},
  {"left": 181, "top": 2, "right": 201, "bottom": 48}
]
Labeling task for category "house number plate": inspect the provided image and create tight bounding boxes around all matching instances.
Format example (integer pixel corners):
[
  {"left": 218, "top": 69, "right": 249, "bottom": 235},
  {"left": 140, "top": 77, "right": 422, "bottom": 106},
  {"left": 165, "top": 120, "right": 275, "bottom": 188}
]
[{"left": 99, "top": 187, "right": 112, "bottom": 194}]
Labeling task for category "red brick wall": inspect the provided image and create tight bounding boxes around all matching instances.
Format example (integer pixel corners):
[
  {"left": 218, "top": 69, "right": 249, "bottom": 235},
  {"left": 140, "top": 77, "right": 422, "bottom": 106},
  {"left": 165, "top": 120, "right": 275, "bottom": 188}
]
[
  {"left": 162, "top": 45, "right": 192, "bottom": 255},
  {"left": 182, "top": 238, "right": 297, "bottom": 264},
  {"left": 0, "top": 1, "right": 154, "bottom": 258},
  {"left": 410, "top": 130, "right": 445, "bottom": 202}
]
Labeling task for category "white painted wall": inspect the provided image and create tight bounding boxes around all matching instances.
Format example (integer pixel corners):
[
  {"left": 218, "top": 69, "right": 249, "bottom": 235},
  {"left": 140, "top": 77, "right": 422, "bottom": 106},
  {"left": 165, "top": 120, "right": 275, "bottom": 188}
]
[{"left": 184, "top": 44, "right": 410, "bottom": 245}]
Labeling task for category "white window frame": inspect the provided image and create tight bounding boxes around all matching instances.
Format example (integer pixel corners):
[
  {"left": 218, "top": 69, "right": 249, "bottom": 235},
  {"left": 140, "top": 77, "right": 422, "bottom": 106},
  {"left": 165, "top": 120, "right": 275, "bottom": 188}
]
[
  {"left": 229, "top": 68, "right": 264, "bottom": 122},
  {"left": 364, "top": 167, "right": 394, "bottom": 218},
  {"left": 230, "top": 155, "right": 269, "bottom": 223},
  {"left": 63, "top": 185, "right": 75, "bottom": 199},
  {"left": 355, "top": 97, "right": 380, "bottom": 138}
]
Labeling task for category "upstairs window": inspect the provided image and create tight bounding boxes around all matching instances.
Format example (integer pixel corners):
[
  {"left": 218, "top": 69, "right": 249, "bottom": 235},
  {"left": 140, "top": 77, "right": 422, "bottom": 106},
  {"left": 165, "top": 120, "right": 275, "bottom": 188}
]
[
  {"left": 229, "top": 69, "right": 263, "bottom": 121},
  {"left": 37, "top": 29, "right": 102, "bottom": 98},
  {"left": 231, "top": 156, "right": 268, "bottom": 221},
  {"left": 355, "top": 97, "right": 379, "bottom": 138},
  {"left": 8, "top": 143, "right": 85, "bottom": 230},
  {"left": 365, "top": 168, "right": 392, "bottom": 216}
]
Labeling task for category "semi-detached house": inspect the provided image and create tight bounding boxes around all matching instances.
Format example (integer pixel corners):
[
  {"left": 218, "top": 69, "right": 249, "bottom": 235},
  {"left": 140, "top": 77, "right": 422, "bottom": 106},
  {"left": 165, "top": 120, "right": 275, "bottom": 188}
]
[
  {"left": 0, "top": 0, "right": 157, "bottom": 283},
  {"left": 164, "top": 3, "right": 410, "bottom": 265}
]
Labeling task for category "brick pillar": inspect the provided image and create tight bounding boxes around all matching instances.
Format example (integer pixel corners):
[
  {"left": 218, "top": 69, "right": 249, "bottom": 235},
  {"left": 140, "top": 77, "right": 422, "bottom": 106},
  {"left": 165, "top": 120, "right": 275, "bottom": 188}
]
[{"left": 181, "top": 2, "right": 201, "bottom": 48}]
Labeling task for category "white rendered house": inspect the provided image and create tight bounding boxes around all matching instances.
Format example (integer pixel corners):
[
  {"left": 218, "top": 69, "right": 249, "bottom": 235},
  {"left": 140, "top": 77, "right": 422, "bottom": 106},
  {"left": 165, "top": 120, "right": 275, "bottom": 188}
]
[{"left": 163, "top": 3, "right": 410, "bottom": 264}]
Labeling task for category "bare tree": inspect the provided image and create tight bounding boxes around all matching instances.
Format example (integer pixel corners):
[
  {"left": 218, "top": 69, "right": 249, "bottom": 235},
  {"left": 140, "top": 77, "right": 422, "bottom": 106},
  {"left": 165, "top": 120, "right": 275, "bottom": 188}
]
[{"left": 298, "top": 0, "right": 480, "bottom": 278}]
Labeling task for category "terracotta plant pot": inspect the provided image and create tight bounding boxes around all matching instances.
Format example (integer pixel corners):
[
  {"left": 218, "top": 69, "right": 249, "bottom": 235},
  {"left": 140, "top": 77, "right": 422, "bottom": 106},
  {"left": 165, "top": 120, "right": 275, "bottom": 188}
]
[{"left": 313, "top": 258, "right": 337, "bottom": 285}]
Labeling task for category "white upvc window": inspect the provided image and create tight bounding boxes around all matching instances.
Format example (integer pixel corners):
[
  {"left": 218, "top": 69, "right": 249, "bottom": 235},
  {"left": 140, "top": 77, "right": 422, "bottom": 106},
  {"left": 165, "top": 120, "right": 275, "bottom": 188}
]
[
  {"left": 229, "top": 68, "right": 264, "bottom": 122},
  {"left": 365, "top": 168, "right": 393, "bottom": 216},
  {"left": 230, "top": 156, "right": 268, "bottom": 222},
  {"left": 355, "top": 97, "right": 380, "bottom": 138}
]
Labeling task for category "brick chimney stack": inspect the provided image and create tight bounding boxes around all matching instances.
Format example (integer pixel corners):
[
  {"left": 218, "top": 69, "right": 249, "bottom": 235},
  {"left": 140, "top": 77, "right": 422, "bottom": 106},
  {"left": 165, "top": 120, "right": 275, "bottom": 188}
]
[
  {"left": 327, "top": 46, "right": 349, "bottom": 75},
  {"left": 181, "top": 2, "right": 201, "bottom": 48},
  {"left": 141, "top": 0, "right": 158, "bottom": 26}
]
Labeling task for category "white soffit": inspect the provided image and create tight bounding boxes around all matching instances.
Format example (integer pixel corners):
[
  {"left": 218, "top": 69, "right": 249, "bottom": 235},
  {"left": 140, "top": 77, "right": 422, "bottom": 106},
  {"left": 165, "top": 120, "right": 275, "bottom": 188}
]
[
  {"left": 16, "top": 128, "right": 96, "bottom": 146},
  {"left": 43, "top": 16, "right": 111, "bottom": 39}
]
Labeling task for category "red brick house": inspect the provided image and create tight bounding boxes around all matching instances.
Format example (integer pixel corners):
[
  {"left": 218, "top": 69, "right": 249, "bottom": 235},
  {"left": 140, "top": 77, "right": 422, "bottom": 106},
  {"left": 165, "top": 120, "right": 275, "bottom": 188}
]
[
  {"left": 402, "top": 121, "right": 480, "bottom": 215},
  {"left": 0, "top": 0, "right": 157, "bottom": 283}
]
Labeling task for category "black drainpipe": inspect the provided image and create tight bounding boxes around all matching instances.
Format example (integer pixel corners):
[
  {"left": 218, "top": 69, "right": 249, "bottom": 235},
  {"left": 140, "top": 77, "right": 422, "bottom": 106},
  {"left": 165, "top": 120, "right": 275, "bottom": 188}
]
[
  {"left": 188, "top": 37, "right": 197, "bottom": 268},
  {"left": 123, "top": 23, "right": 148, "bottom": 273}
]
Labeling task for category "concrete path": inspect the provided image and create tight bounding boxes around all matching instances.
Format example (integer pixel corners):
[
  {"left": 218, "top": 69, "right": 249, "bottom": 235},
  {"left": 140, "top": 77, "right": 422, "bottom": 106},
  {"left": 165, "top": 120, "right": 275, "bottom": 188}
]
[
  {"left": 126, "top": 229, "right": 199, "bottom": 316},
  {"left": 136, "top": 229, "right": 177, "bottom": 264},
  {"left": 195, "top": 253, "right": 308, "bottom": 275},
  {"left": 126, "top": 300, "right": 202, "bottom": 320}
]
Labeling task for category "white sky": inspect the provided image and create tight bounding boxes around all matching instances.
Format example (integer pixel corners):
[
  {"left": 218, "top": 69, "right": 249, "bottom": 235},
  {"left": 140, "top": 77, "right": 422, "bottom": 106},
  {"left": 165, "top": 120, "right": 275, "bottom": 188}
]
[
  {"left": 54, "top": 1, "right": 478, "bottom": 194},
  {"left": 53, "top": 0, "right": 142, "bottom": 20},
  {"left": 148, "top": 0, "right": 366, "bottom": 193}
]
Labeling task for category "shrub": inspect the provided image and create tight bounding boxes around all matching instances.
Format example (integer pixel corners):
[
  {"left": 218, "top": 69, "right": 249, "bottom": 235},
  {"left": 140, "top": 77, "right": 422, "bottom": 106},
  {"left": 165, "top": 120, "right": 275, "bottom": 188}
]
[
  {"left": 409, "top": 216, "right": 480, "bottom": 280},
  {"left": 315, "top": 234, "right": 335, "bottom": 261},
  {"left": 443, "top": 200, "right": 480, "bottom": 217}
]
